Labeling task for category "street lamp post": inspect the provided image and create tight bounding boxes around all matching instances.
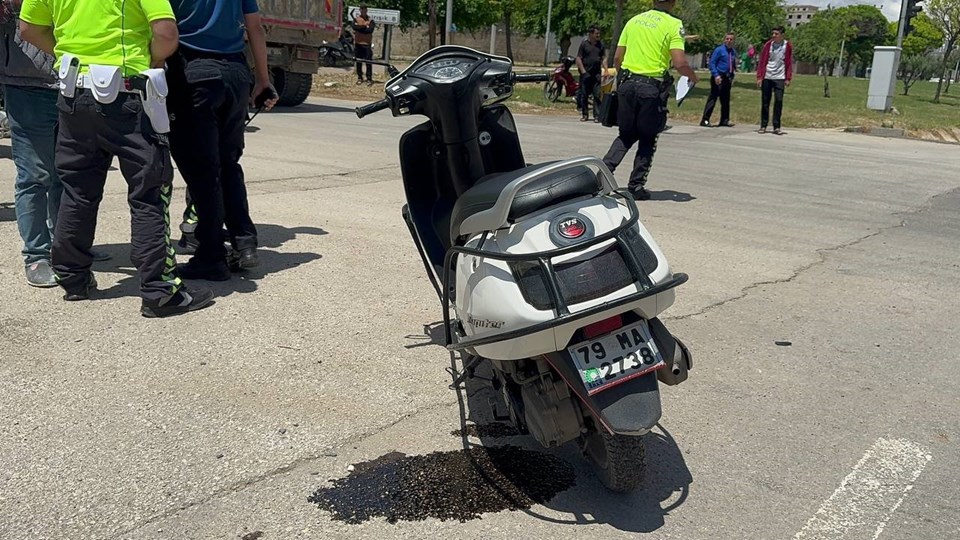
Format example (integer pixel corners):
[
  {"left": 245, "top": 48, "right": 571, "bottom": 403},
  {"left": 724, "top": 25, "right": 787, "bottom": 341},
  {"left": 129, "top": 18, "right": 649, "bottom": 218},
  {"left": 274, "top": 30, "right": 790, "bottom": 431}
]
[
  {"left": 445, "top": 0, "right": 453, "bottom": 44},
  {"left": 543, "top": 0, "right": 554, "bottom": 66}
]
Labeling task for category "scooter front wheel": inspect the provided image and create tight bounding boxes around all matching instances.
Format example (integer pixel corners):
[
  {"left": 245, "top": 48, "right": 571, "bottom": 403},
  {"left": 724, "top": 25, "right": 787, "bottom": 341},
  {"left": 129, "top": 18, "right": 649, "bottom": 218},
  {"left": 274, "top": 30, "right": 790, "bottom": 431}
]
[{"left": 579, "top": 427, "right": 647, "bottom": 492}]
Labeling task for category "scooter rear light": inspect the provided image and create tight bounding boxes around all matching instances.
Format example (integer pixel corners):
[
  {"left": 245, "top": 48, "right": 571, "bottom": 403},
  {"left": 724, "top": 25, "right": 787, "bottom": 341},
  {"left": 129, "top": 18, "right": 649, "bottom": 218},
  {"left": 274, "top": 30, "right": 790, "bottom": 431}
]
[{"left": 583, "top": 315, "right": 623, "bottom": 339}]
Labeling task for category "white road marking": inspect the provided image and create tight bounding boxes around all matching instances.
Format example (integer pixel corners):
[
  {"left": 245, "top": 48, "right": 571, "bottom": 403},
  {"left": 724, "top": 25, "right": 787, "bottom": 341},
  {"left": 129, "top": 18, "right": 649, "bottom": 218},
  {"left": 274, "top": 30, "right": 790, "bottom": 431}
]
[{"left": 794, "top": 438, "right": 932, "bottom": 540}]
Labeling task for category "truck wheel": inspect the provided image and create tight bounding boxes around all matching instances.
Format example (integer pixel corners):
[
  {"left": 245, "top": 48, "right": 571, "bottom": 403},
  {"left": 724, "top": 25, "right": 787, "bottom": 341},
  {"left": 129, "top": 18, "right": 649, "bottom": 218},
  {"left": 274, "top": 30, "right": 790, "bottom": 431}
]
[
  {"left": 271, "top": 68, "right": 313, "bottom": 107},
  {"left": 580, "top": 427, "right": 646, "bottom": 492}
]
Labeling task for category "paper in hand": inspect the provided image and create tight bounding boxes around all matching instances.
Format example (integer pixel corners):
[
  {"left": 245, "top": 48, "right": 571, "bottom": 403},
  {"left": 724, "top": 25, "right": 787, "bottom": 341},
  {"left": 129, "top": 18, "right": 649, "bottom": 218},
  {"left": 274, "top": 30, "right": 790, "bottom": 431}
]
[{"left": 676, "top": 76, "right": 694, "bottom": 106}]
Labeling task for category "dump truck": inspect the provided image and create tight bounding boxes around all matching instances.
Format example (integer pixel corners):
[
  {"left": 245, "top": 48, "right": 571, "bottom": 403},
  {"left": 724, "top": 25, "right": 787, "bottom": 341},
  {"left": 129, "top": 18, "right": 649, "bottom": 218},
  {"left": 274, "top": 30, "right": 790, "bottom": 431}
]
[{"left": 258, "top": 0, "right": 344, "bottom": 106}]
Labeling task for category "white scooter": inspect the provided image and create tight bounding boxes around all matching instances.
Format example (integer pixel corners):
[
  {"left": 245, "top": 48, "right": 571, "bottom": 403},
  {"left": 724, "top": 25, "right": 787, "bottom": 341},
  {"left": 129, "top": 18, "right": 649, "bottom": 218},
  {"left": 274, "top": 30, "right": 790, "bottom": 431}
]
[{"left": 356, "top": 46, "right": 692, "bottom": 492}]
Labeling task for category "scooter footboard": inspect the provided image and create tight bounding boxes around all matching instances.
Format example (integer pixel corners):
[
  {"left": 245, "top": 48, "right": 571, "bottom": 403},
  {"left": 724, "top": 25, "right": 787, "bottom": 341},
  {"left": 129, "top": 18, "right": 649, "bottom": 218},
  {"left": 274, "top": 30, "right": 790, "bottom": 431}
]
[{"left": 542, "top": 351, "right": 662, "bottom": 436}]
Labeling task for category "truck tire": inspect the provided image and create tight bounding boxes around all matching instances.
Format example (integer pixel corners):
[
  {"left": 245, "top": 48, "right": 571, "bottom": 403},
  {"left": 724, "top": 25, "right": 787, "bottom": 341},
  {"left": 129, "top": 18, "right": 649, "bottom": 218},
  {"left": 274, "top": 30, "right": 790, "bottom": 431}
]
[
  {"left": 271, "top": 68, "right": 312, "bottom": 107},
  {"left": 580, "top": 427, "right": 646, "bottom": 492}
]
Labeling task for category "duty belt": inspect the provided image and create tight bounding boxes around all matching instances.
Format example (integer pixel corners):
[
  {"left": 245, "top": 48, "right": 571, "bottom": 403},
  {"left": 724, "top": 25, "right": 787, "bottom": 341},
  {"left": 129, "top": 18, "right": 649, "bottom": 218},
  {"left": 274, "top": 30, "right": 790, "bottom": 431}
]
[
  {"left": 76, "top": 73, "right": 145, "bottom": 93},
  {"left": 57, "top": 52, "right": 170, "bottom": 134},
  {"left": 622, "top": 72, "right": 664, "bottom": 86}
]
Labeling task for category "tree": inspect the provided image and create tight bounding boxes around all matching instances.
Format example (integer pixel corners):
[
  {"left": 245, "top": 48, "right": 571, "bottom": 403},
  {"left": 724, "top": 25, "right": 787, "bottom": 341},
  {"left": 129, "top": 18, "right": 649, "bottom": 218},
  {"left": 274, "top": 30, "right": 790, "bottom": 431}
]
[
  {"left": 793, "top": 9, "right": 844, "bottom": 96},
  {"left": 898, "top": 53, "right": 939, "bottom": 94},
  {"left": 514, "top": 0, "right": 617, "bottom": 59},
  {"left": 891, "top": 13, "right": 944, "bottom": 56},
  {"left": 929, "top": 0, "right": 960, "bottom": 102},
  {"left": 684, "top": 0, "right": 785, "bottom": 55},
  {"left": 835, "top": 5, "right": 892, "bottom": 75}
]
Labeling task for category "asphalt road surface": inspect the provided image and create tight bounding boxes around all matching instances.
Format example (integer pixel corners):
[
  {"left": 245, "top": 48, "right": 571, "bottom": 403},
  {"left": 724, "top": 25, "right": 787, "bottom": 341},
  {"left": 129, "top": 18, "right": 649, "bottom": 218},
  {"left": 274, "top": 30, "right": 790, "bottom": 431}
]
[{"left": 1, "top": 98, "right": 958, "bottom": 540}]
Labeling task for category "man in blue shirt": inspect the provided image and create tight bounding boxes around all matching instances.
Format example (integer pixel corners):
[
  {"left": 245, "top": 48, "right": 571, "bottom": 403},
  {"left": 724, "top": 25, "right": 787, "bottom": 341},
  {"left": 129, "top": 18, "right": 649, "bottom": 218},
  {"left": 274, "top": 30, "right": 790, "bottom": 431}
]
[
  {"left": 700, "top": 32, "right": 736, "bottom": 127},
  {"left": 167, "top": 0, "right": 278, "bottom": 281}
]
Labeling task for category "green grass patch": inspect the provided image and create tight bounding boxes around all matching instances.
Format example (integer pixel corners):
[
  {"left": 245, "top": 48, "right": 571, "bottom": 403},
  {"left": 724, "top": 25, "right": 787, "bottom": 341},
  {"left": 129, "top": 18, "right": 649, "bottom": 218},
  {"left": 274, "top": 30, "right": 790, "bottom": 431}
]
[{"left": 509, "top": 72, "right": 960, "bottom": 131}]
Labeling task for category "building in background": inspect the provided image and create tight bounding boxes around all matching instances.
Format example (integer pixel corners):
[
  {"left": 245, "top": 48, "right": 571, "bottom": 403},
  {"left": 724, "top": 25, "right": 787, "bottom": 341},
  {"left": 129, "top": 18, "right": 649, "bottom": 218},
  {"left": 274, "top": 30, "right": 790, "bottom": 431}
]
[{"left": 786, "top": 5, "right": 819, "bottom": 28}]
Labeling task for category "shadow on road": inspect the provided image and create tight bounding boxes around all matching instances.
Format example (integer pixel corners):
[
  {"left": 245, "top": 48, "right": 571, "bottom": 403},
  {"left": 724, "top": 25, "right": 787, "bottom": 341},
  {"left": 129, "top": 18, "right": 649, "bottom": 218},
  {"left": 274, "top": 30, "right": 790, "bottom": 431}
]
[
  {"left": 81, "top": 223, "right": 328, "bottom": 301},
  {"left": 443, "top": 348, "right": 693, "bottom": 533},
  {"left": 269, "top": 103, "right": 357, "bottom": 114},
  {"left": 648, "top": 190, "right": 696, "bottom": 202},
  {"left": 1, "top": 201, "right": 15, "bottom": 222}
]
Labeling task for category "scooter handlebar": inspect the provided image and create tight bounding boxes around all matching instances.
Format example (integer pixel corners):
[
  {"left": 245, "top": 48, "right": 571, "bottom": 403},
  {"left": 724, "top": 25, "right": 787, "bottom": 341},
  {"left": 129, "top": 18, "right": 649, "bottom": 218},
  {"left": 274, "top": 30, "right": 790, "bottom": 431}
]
[
  {"left": 355, "top": 98, "right": 391, "bottom": 119},
  {"left": 513, "top": 72, "right": 550, "bottom": 83}
]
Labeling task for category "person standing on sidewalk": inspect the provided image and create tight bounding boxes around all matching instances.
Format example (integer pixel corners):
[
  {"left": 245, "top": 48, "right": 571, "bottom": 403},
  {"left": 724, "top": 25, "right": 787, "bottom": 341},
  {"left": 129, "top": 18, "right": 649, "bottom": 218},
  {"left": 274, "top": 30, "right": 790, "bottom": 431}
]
[
  {"left": 20, "top": 0, "right": 214, "bottom": 317},
  {"left": 576, "top": 25, "right": 606, "bottom": 122},
  {"left": 166, "top": 0, "right": 278, "bottom": 281},
  {"left": 601, "top": 0, "right": 698, "bottom": 201},
  {"left": 756, "top": 26, "right": 792, "bottom": 135},
  {"left": 0, "top": 0, "right": 110, "bottom": 288},
  {"left": 700, "top": 32, "right": 736, "bottom": 128},
  {"left": 353, "top": 4, "right": 374, "bottom": 85}
]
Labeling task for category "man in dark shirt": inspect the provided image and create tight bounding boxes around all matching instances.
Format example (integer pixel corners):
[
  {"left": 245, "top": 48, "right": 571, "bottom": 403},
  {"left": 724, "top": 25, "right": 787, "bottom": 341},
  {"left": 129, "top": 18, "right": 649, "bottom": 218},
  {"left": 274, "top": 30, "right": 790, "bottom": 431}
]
[
  {"left": 576, "top": 25, "right": 606, "bottom": 122},
  {"left": 353, "top": 4, "right": 374, "bottom": 85},
  {"left": 167, "top": 0, "right": 278, "bottom": 281}
]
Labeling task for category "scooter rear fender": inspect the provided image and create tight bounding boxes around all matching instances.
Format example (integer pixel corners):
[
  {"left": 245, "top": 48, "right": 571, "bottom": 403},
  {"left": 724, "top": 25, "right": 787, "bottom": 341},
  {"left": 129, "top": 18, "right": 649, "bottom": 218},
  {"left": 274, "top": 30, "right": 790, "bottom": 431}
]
[{"left": 541, "top": 350, "right": 662, "bottom": 436}]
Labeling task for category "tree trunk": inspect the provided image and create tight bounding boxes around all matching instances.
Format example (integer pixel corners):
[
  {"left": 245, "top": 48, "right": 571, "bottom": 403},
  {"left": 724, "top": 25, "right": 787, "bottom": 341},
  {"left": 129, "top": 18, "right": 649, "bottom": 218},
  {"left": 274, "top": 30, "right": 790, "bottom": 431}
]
[
  {"left": 504, "top": 9, "right": 514, "bottom": 61},
  {"left": 613, "top": 0, "right": 625, "bottom": 52},
  {"left": 822, "top": 68, "right": 830, "bottom": 98},
  {"left": 934, "top": 41, "right": 955, "bottom": 103},
  {"left": 725, "top": 7, "right": 733, "bottom": 33},
  {"left": 558, "top": 35, "right": 571, "bottom": 59},
  {"left": 428, "top": 0, "right": 437, "bottom": 49}
]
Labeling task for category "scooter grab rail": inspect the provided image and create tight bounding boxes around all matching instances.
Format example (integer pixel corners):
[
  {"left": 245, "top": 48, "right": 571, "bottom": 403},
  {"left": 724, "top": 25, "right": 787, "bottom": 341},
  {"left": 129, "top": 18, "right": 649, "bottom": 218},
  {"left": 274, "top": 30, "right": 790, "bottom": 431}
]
[
  {"left": 458, "top": 156, "right": 619, "bottom": 237},
  {"left": 442, "top": 190, "right": 679, "bottom": 350}
]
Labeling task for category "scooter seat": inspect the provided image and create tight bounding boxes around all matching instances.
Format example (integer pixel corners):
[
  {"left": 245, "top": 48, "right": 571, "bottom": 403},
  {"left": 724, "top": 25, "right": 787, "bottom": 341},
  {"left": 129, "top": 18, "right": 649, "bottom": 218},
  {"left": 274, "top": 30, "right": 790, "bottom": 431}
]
[{"left": 450, "top": 162, "right": 600, "bottom": 241}]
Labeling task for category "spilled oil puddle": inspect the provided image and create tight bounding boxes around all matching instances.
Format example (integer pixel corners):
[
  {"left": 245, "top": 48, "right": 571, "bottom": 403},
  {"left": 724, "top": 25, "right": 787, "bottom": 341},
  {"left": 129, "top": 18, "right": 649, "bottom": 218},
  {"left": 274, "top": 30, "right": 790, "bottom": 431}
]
[
  {"left": 308, "top": 445, "right": 575, "bottom": 524},
  {"left": 451, "top": 423, "right": 521, "bottom": 439}
]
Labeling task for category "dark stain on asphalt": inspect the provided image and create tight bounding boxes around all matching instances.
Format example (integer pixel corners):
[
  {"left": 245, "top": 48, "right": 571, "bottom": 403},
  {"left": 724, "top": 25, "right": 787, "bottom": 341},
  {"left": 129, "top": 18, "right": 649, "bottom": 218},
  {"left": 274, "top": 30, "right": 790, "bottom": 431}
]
[
  {"left": 239, "top": 532, "right": 264, "bottom": 540},
  {"left": 308, "top": 445, "right": 575, "bottom": 524},
  {"left": 451, "top": 423, "right": 521, "bottom": 439}
]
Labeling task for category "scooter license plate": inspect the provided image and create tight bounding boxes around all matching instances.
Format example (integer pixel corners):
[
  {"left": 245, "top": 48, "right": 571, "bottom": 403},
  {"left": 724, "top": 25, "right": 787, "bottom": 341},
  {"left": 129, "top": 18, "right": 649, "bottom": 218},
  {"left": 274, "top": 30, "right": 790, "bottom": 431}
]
[{"left": 567, "top": 320, "right": 665, "bottom": 396}]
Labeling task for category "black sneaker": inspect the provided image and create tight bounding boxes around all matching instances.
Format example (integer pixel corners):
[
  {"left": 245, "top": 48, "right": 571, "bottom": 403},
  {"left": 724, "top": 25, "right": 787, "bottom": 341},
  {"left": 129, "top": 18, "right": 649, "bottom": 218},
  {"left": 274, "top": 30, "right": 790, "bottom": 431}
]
[
  {"left": 628, "top": 187, "right": 652, "bottom": 201},
  {"left": 140, "top": 287, "right": 215, "bottom": 318},
  {"left": 63, "top": 273, "right": 97, "bottom": 301},
  {"left": 699, "top": 120, "right": 712, "bottom": 127},
  {"left": 177, "top": 259, "right": 231, "bottom": 281}
]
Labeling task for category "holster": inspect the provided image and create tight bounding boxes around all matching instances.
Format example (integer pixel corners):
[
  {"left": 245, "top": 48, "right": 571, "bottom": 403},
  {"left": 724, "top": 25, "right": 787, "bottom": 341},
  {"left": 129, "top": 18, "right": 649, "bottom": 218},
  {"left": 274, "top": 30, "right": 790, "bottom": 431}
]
[
  {"left": 139, "top": 68, "right": 170, "bottom": 134},
  {"left": 58, "top": 53, "right": 80, "bottom": 97}
]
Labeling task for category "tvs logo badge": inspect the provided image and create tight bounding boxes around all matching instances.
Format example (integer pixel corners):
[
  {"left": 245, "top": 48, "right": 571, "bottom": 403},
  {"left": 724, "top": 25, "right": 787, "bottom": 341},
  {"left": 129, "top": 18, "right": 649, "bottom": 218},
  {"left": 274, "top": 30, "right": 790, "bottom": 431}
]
[{"left": 557, "top": 217, "right": 587, "bottom": 239}]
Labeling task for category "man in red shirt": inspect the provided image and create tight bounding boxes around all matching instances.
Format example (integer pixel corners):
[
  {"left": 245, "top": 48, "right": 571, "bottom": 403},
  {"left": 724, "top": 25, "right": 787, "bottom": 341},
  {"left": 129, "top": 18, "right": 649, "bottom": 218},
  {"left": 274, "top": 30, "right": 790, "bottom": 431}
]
[{"left": 756, "top": 26, "right": 793, "bottom": 135}]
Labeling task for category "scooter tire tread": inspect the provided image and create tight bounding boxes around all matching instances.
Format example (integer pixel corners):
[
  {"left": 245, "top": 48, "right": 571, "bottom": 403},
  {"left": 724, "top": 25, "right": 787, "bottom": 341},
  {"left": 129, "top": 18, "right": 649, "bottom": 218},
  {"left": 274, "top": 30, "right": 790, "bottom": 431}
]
[{"left": 590, "top": 430, "right": 647, "bottom": 493}]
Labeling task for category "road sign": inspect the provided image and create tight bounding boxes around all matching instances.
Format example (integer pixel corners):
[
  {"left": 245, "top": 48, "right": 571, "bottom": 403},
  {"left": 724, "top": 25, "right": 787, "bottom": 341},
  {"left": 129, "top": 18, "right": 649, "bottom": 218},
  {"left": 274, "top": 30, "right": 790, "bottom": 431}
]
[{"left": 347, "top": 6, "right": 400, "bottom": 25}]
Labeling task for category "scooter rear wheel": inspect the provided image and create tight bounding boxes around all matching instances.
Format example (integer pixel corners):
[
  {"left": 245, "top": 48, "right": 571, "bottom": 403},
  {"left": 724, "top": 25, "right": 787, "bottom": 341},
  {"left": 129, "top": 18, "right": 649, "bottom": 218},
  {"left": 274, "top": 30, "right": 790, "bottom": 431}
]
[{"left": 580, "top": 427, "right": 647, "bottom": 492}]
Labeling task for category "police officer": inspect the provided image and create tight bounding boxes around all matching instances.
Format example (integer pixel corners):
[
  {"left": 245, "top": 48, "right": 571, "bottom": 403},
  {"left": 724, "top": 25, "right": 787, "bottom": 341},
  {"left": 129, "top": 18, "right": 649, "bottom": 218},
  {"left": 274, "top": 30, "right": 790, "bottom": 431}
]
[
  {"left": 601, "top": 0, "right": 698, "bottom": 201},
  {"left": 166, "top": 0, "right": 278, "bottom": 281},
  {"left": 20, "top": 0, "right": 214, "bottom": 317}
]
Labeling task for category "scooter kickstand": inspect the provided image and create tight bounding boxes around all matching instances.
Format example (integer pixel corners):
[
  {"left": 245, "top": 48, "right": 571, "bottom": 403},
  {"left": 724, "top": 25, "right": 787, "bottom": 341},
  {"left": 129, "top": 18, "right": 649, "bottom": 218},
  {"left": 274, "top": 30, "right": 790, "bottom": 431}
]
[{"left": 446, "top": 354, "right": 483, "bottom": 389}]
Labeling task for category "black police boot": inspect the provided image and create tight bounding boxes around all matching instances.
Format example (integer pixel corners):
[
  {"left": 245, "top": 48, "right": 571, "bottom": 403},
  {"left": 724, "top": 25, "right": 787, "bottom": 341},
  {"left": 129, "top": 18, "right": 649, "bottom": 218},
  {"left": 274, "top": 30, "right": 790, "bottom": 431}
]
[{"left": 628, "top": 187, "right": 652, "bottom": 201}]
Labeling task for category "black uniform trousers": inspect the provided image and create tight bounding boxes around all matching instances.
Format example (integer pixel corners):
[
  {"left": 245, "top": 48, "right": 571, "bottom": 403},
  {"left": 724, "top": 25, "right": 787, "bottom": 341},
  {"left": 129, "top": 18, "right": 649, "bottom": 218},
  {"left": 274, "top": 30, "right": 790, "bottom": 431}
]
[
  {"left": 52, "top": 90, "right": 179, "bottom": 301},
  {"left": 577, "top": 71, "right": 600, "bottom": 118},
  {"left": 760, "top": 79, "right": 785, "bottom": 130},
  {"left": 702, "top": 73, "right": 732, "bottom": 125},
  {"left": 355, "top": 44, "right": 373, "bottom": 81},
  {"left": 601, "top": 77, "right": 668, "bottom": 191},
  {"left": 168, "top": 50, "right": 257, "bottom": 265}
]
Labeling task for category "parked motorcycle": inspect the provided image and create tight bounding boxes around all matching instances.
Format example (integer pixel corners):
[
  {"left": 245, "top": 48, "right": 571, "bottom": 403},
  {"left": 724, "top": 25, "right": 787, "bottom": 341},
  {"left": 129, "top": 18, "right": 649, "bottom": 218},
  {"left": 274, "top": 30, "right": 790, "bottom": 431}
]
[
  {"left": 319, "top": 29, "right": 355, "bottom": 67},
  {"left": 356, "top": 46, "right": 692, "bottom": 492},
  {"left": 543, "top": 55, "right": 578, "bottom": 102}
]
